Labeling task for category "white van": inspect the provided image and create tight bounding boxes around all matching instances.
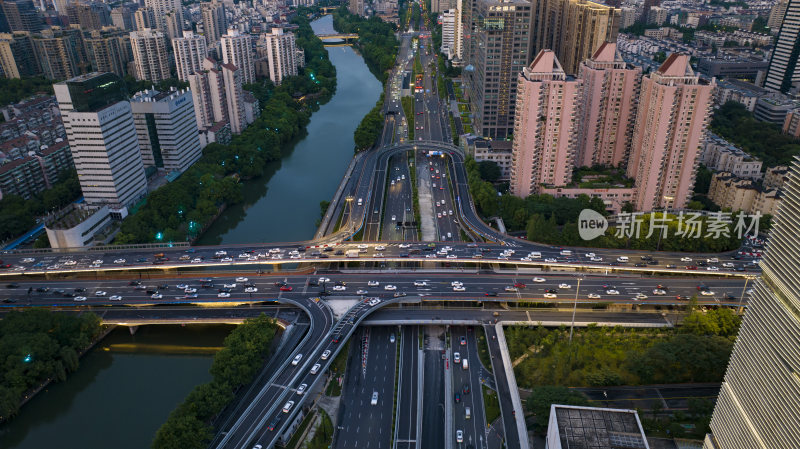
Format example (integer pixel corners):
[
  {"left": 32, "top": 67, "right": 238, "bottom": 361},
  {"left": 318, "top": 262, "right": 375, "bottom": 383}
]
[
  {"left": 560, "top": 250, "right": 572, "bottom": 256},
  {"left": 371, "top": 391, "right": 379, "bottom": 405},
  {"left": 357, "top": 198, "right": 363, "bottom": 206},
  {"left": 465, "top": 407, "right": 471, "bottom": 419},
  {"left": 447, "top": 232, "right": 452, "bottom": 239},
  {"left": 462, "top": 359, "right": 469, "bottom": 370},
  {"left": 617, "top": 256, "right": 629, "bottom": 262}
]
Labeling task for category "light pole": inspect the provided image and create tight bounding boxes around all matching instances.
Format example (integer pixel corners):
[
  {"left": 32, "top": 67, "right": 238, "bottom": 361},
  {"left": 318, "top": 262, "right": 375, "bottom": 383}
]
[{"left": 569, "top": 276, "right": 584, "bottom": 344}]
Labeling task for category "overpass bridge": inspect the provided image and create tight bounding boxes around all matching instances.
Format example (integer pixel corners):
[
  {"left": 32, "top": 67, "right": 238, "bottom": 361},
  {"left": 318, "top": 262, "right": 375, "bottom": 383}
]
[{"left": 317, "top": 33, "right": 358, "bottom": 41}]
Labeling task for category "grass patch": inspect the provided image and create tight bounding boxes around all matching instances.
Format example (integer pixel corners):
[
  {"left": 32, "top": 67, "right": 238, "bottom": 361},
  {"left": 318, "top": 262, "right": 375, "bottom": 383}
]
[
  {"left": 483, "top": 385, "right": 501, "bottom": 424},
  {"left": 402, "top": 96, "right": 415, "bottom": 141},
  {"left": 307, "top": 409, "right": 334, "bottom": 449},
  {"left": 477, "top": 327, "right": 493, "bottom": 373},
  {"left": 285, "top": 410, "right": 317, "bottom": 449},
  {"left": 409, "top": 150, "right": 421, "bottom": 238},
  {"left": 325, "top": 340, "right": 350, "bottom": 397}
]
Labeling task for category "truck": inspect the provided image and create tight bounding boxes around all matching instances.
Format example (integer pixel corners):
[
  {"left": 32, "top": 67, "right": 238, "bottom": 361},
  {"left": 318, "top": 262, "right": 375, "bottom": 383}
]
[{"left": 345, "top": 249, "right": 360, "bottom": 258}]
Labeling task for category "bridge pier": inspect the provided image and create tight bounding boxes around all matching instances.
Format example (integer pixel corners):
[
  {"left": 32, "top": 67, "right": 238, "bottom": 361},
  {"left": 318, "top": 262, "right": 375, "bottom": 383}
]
[{"left": 128, "top": 325, "right": 139, "bottom": 335}]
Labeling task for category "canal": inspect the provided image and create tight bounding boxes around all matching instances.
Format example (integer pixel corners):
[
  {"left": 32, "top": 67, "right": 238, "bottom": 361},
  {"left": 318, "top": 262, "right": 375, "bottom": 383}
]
[
  {"left": 198, "top": 14, "right": 383, "bottom": 244},
  {"left": 0, "top": 324, "right": 234, "bottom": 449}
]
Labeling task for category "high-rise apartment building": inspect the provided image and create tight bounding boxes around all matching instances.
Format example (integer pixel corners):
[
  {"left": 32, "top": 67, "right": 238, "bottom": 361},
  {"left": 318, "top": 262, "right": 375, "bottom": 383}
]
[
  {"left": 510, "top": 50, "right": 581, "bottom": 197},
  {"left": 201, "top": 1, "right": 226, "bottom": 45},
  {"left": 83, "top": 28, "right": 133, "bottom": 78},
  {"left": 349, "top": 0, "right": 364, "bottom": 16},
  {"left": 130, "top": 28, "right": 170, "bottom": 82},
  {"left": 130, "top": 88, "right": 201, "bottom": 174},
  {"left": 221, "top": 29, "right": 254, "bottom": 85},
  {"left": 532, "top": 0, "right": 620, "bottom": 76},
  {"left": 188, "top": 57, "right": 247, "bottom": 134},
  {"left": 638, "top": 0, "right": 659, "bottom": 23},
  {"left": 0, "top": 31, "right": 40, "bottom": 78},
  {"left": 66, "top": 2, "right": 111, "bottom": 31},
  {"left": 463, "top": 0, "right": 533, "bottom": 139},
  {"left": 768, "top": 0, "right": 789, "bottom": 31},
  {"left": 33, "top": 27, "right": 89, "bottom": 80},
  {"left": 134, "top": 7, "right": 157, "bottom": 31},
  {"left": 452, "top": 0, "right": 464, "bottom": 61},
  {"left": 575, "top": 42, "right": 641, "bottom": 168},
  {"left": 173, "top": 30, "right": 207, "bottom": 81},
  {"left": 764, "top": 0, "right": 800, "bottom": 93},
  {"left": 626, "top": 54, "right": 714, "bottom": 211},
  {"left": 441, "top": 9, "right": 456, "bottom": 59},
  {"left": 1, "top": 0, "right": 42, "bottom": 33},
  {"left": 261, "top": 27, "right": 300, "bottom": 85},
  {"left": 111, "top": 5, "right": 135, "bottom": 31},
  {"left": 163, "top": 9, "right": 182, "bottom": 41},
  {"left": 53, "top": 72, "right": 147, "bottom": 214}
]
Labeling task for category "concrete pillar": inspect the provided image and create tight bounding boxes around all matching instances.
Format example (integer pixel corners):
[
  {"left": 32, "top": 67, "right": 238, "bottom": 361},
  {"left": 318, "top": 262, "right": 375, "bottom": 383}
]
[{"left": 128, "top": 325, "right": 139, "bottom": 335}]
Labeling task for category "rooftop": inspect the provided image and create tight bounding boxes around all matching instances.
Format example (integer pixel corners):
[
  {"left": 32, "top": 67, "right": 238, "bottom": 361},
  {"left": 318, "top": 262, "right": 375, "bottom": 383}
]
[{"left": 550, "top": 405, "right": 649, "bottom": 449}]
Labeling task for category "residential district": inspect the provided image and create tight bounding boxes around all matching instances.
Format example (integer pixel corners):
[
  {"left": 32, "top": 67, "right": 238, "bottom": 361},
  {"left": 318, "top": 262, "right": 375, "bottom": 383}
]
[{"left": 0, "top": 0, "right": 798, "bottom": 448}]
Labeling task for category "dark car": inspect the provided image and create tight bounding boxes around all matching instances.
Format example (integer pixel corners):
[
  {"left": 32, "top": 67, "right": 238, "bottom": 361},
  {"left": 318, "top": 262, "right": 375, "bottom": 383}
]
[
  {"left": 274, "top": 281, "right": 286, "bottom": 287},
  {"left": 308, "top": 280, "right": 319, "bottom": 287},
  {"left": 647, "top": 259, "right": 658, "bottom": 265},
  {"left": 335, "top": 280, "right": 346, "bottom": 286},
  {"left": 485, "top": 291, "right": 498, "bottom": 297},
  {"left": 634, "top": 262, "right": 647, "bottom": 267},
  {"left": 323, "top": 247, "right": 333, "bottom": 252},
  {"left": 244, "top": 282, "right": 256, "bottom": 288},
  {"left": 334, "top": 250, "right": 344, "bottom": 256},
  {"left": 6, "top": 283, "right": 19, "bottom": 288},
  {"left": 159, "top": 284, "right": 169, "bottom": 290},
  {"left": 74, "top": 287, "right": 86, "bottom": 292},
  {"left": 454, "top": 392, "right": 461, "bottom": 403},
  {"left": 218, "top": 288, "right": 231, "bottom": 293},
  {"left": 641, "top": 255, "right": 652, "bottom": 261},
  {"left": 201, "top": 283, "right": 214, "bottom": 288},
  {"left": 36, "top": 287, "right": 49, "bottom": 292},
  {"left": 129, "top": 280, "right": 141, "bottom": 286},
  {"left": 2, "top": 298, "right": 17, "bottom": 303},
  {"left": 463, "top": 384, "right": 470, "bottom": 394},
  {"left": 676, "top": 295, "right": 689, "bottom": 300},
  {"left": 332, "top": 333, "right": 343, "bottom": 343},
  {"left": 545, "top": 289, "right": 557, "bottom": 294},
  {"left": 136, "top": 258, "right": 148, "bottom": 263},
  {"left": 267, "top": 415, "right": 282, "bottom": 431},
  {"left": 318, "top": 254, "right": 329, "bottom": 259}
]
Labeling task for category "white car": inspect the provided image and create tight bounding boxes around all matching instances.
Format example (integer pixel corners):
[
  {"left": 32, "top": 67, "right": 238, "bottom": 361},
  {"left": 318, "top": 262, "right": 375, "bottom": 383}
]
[
  {"left": 296, "top": 383, "right": 307, "bottom": 395},
  {"left": 245, "top": 287, "right": 258, "bottom": 293},
  {"left": 319, "top": 277, "right": 330, "bottom": 283},
  {"left": 544, "top": 293, "right": 557, "bottom": 299},
  {"left": 447, "top": 254, "right": 457, "bottom": 259},
  {"left": 373, "top": 253, "right": 384, "bottom": 258},
  {"left": 367, "top": 280, "right": 379, "bottom": 287},
  {"left": 722, "top": 262, "right": 734, "bottom": 268},
  {"left": 114, "top": 258, "right": 126, "bottom": 264},
  {"left": 176, "top": 284, "right": 188, "bottom": 289},
  {"left": 399, "top": 243, "right": 411, "bottom": 249},
  {"left": 63, "top": 260, "right": 77, "bottom": 266},
  {"left": 109, "top": 295, "right": 122, "bottom": 301},
  {"left": 456, "top": 430, "right": 463, "bottom": 443},
  {"left": 707, "top": 266, "right": 720, "bottom": 271},
  {"left": 21, "top": 258, "right": 35, "bottom": 263},
  {"left": 321, "top": 350, "right": 331, "bottom": 360},
  {"left": 532, "top": 277, "right": 546, "bottom": 283},
  {"left": 680, "top": 257, "right": 692, "bottom": 262},
  {"left": 454, "top": 352, "right": 461, "bottom": 363},
  {"left": 375, "top": 245, "right": 386, "bottom": 251},
  {"left": 292, "top": 354, "right": 303, "bottom": 366},
  {"left": 545, "top": 258, "right": 558, "bottom": 263},
  {"left": 700, "top": 290, "right": 715, "bottom": 296},
  {"left": 191, "top": 258, "right": 203, "bottom": 263},
  {"left": 96, "top": 291, "right": 107, "bottom": 296},
  {"left": 73, "top": 296, "right": 87, "bottom": 302},
  {"left": 356, "top": 289, "right": 368, "bottom": 295},
  {"left": 151, "top": 293, "right": 162, "bottom": 299},
  {"left": 93, "top": 260, "right": 103, "bottom": 265},
  {"left": 453, "top": 285, "right": 466, "bottom": 292},
  {"left": 504, "top": 286, "right": 518, "bottom": 292},
  {"left": 384, "top": 285, "right": 397, "bottom": 291},
  {"left": 707, "top": 257, "right": 719, "bottom": 263},
  {"left": 282, "top": 401, "right": 295, "bottom": 413},
  {"left": 585, "top": 253, "right": 595, "bottom": 258},
  {"left": 606, "top": 289, "right": 620, "bottom": 295},
  {"left": 558, "top": 283, "right": 572, "bottom": 289},
  {"left": 451, "top": 281, "right": 463, "bottom": 287},
  {"left": 223, "top": 283, "right": 237, "bottom": 289},
  {"left": 235, "top": 277, "right": 248, "bottom": 283},
  {"left": 184, "top": 288, "right": 197, "bottom": 294},
  {"left": 357, "top": 244, "right": 369, "bottom": 250},
  {"left": 332, "top": 285, "right": 346, "bottom": 291},
  {"left": 414, "top": 281, "right": 428, "bottom": 287},
  {"left": 588, "top": 293, "right": 601, "bottom": 299},
  {"left": 635, "top": 293, "right": 648, "bottom": 300},
  {"left": 652, "top": 289, "right": 666, "bottom": 295},
  {"left": 218, "top": 292, "right": 231, "bottom": 298},
  {"left": 369, "top": 298, "right": 381, "bottom": 306},
  {"left": 221, "top": 257, "right": 233, "bottom": 262}
]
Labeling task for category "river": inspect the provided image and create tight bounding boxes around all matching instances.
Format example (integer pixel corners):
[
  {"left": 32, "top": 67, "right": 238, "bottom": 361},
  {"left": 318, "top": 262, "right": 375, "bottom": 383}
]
[
  {"left": 0, "top": 324, "right": 234, "bottom": 449},
  {"left": 198, "top": 15, "right": 382, "bottom": 244}
]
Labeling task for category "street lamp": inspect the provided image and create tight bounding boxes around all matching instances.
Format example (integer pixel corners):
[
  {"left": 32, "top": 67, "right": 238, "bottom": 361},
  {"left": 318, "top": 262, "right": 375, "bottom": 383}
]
[{"left": 569, "top": 276, "right": 584, "bottom": 344}]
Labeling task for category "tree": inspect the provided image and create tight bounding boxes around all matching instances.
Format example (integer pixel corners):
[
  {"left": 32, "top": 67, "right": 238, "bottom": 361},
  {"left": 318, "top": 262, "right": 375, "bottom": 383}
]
[
  {"left": 526, "top": 386, "right": 589, "bottom": 434},
  {"left": 478, "top": 160, "right": 501, "bottom": 182}
]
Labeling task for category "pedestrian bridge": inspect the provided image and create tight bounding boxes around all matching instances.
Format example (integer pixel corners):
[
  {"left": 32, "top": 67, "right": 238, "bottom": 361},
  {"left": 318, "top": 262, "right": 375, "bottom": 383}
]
[{"left": 317, "top": 33, "right": 358, "bottom": 41}]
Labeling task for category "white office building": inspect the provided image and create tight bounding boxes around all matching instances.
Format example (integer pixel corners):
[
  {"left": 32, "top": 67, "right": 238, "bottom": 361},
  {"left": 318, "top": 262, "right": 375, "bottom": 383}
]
[
  {"left": 130, "top": 88, "right": 202, "bottom": 174},
  {"left": 53, "top": 72, "right": 147, "bottom": 216},
  {"left": 441, "top": 9, "right": 456, "bottom": 59},
  {"left": 130, "top": 28, "right": 170, "bottom": 82},
  {"left": 221, "top": 29, "right": 255, "bottom": 85},
  {"left": 173, "top": 31, "right": 208, "bottom": 81}
]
